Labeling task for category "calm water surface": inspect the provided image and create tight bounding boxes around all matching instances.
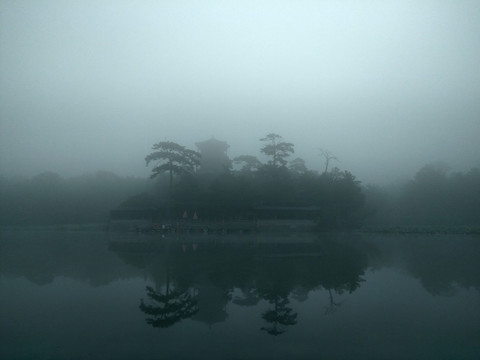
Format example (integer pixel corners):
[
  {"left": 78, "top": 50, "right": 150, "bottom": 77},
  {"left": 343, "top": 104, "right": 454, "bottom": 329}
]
[{"left": 1, "top": 230, "right": 479, "bottom": 359}]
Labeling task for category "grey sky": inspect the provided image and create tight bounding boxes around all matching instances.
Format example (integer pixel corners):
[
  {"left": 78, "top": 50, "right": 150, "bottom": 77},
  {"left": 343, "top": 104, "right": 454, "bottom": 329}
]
[{"left": 1, "top": 0, "right": 479, "bottom": 184}]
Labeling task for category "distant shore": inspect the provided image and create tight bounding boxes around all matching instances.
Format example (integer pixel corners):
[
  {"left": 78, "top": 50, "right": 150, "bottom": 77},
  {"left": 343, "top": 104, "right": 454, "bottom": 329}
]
[{"left": 1, "top": 223, "right": 479, "bottom": 235}]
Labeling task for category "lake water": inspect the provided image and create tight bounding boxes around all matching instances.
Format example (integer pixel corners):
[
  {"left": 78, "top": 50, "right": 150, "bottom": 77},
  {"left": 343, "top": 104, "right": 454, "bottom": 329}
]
[{"left": 1, "top": 230, "right": 479, "bottom": 360}]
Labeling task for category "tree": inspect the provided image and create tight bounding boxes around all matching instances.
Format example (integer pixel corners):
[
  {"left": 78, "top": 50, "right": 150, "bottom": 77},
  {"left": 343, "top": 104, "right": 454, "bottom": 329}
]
[
  {"left": 233, "top": 155, "right": 262, "bottom": 172},
  {"left": 145, "top": 141, "right": 201, "bottom": 195},
  {"left": 319, "top": 148, "right": 338, "bottom": 173},
  {"left": 289, "top": 157, "right": 308, "bottom": 174},
  {"left": 260, "top": 133, "right": 294, "bottom": 168},
  {"left": 401, "top": 163, "right": 450, "bottom": 226}
]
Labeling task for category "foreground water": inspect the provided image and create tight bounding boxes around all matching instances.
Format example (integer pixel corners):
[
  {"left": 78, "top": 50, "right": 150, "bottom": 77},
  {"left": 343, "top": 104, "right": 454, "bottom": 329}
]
[{"left": 1, "top": 230, "right": 479, "bottom": 360}]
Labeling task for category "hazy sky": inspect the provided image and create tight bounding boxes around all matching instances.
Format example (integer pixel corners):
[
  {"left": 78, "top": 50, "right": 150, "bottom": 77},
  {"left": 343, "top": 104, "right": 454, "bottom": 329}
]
[{"left": 1, "top": 0, "right": 479, "bottom": 184}]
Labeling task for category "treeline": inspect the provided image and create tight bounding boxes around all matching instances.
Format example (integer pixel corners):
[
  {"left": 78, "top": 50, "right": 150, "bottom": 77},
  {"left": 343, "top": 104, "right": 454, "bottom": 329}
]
[
  {"left": 123, "top": 162, "right": 480, "bottom": 230},
  {"left": 364, "top": 164, "right": 480, "bottom": 228},
  {"left": 133, "top": 166, "right": 367, "bottom": 229},
  {"left": 138, "top": 135, "right": 479, "bottom": 230},
  {"left": 1, "top": 162, "right": 478, "bottom": 229},
  {"left": 0, "top": 171, "right": 148, "bottom": 225},
  {"left": 127, "top": 134, "right": 366, "bottom": 229},
  {"left": 0, "top": 167, "right": 366, "bottom": 229}
]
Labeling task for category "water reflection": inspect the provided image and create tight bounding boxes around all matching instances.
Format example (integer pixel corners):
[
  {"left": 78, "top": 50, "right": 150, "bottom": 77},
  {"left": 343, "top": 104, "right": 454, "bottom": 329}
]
[
  {"left": 254, "top": 256, "right": 299, "bottom": 336},
  {"left": 397, "top": 237, "right": 480, "bottom": 296},
  {"left": 1, "top": 231, "right": 479, "bottom": 359},
  {"left": 2, "top": 232, "right": 478, "bottom": 300},
  {"left": 0, "top": 231, "right": 145, "bottom": 285},
  {"left": 139, "top": 285, "right": 199, "bottom": 328},
  {"left": 109, "top": 235, "right": 370, "bottom": 334}
]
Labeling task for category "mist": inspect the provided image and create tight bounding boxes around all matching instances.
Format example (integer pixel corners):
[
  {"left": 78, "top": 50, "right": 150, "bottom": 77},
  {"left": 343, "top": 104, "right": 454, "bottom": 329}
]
[
  {"left": 1, "top": 0, "right": 479, "bottom": 185},
  {"left": 2, "top": 3, "right": 480, "bottom": 355}
]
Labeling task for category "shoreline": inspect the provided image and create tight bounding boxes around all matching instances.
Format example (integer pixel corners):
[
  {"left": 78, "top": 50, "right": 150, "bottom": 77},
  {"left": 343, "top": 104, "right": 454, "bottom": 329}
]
[{"left": 1, "top": 223, "right": 479, "bottom": 235}]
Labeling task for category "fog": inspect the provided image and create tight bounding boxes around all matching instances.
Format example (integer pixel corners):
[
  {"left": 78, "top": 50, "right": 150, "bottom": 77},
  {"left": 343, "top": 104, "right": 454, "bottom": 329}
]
[{"left": 1, "top": 0, "right": 479, "bottom": 185}]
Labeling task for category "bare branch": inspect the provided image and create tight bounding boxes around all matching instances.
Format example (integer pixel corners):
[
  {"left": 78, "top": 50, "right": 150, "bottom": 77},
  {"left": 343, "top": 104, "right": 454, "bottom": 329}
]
[{"left": 319, "top": 148, "right": 338, "bottom": 173}]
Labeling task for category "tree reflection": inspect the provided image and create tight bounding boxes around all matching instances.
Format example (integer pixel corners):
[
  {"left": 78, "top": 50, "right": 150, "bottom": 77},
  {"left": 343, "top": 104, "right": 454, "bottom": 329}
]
[
  {"left": 233, "top": 288, "right": 260, "bottom": 306},
  {"left": 110, "top": 235, "right": 370, "bottom": 333},
  {"left": 397, "top": 237, "right": 480, "bottom": 296},
  {"left": 253, "top": 252, "right": 301, "bottom": 336},
  {"left": 261, "top": 295, "right": 297, "bottom": 336},
  {"left": 307, "top": 238, "right": 367, "bottom": 315},
  {"left": 324, "top": 289, "right": 343, "bottom": 315},
  {"left": 139, "top": 248, "right": 199, "bottom": 328},
  {"left": 139, "top": 285, "right": 199, "bottom": 328}
]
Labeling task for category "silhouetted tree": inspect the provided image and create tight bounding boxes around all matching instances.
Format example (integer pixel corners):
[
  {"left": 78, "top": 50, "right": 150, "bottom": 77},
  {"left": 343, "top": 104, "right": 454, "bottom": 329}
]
[
  {"left": 314, "top": 169, "right": 365, "bottom": 229},
  {"left": 402, "top": 163, "right": 451, "bottom": 225},
  {"left": 205, "top": 173, "right": 256, "bottom": 217},
  {"left": 260, "top": 133, "right": 294, "bottom": 168},
  {"left": 319, "top": 148, "right": 338, "bottom": 173},
  {"left": 145, "top": 141, "right": 201, "bottom": 195},
  {"left": 233, "top": 155, "right": 262, "bottom": 172},
  {"left": 289, "top": 157, "right": 308, "bottom": 174},
  {"left": 363, "top": 165, "right": 480, "bottom": 228},
  {"left": 0, "top": 171, "right": 148, "bottom": 225}
]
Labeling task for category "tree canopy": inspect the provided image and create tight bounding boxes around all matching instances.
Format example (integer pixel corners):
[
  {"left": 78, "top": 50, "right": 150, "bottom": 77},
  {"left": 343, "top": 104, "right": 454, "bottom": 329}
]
[
  {"left": 145, "top": 141, "right": 201, "bottom": 194},
  {"left": 260, "top": 133, "right": 294, "bottom": 168},
  {"left": 138, "top": 134, "right": 366, "bottom": 229},
  {"left": 233, "top": 155, "right": 262, "bottom": 172}
]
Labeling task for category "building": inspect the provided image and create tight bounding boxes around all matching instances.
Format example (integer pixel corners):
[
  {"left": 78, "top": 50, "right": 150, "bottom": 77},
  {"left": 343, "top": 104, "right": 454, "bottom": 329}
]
[{"left": 195, "top": 137, "right": 231, "bottom": 175}]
